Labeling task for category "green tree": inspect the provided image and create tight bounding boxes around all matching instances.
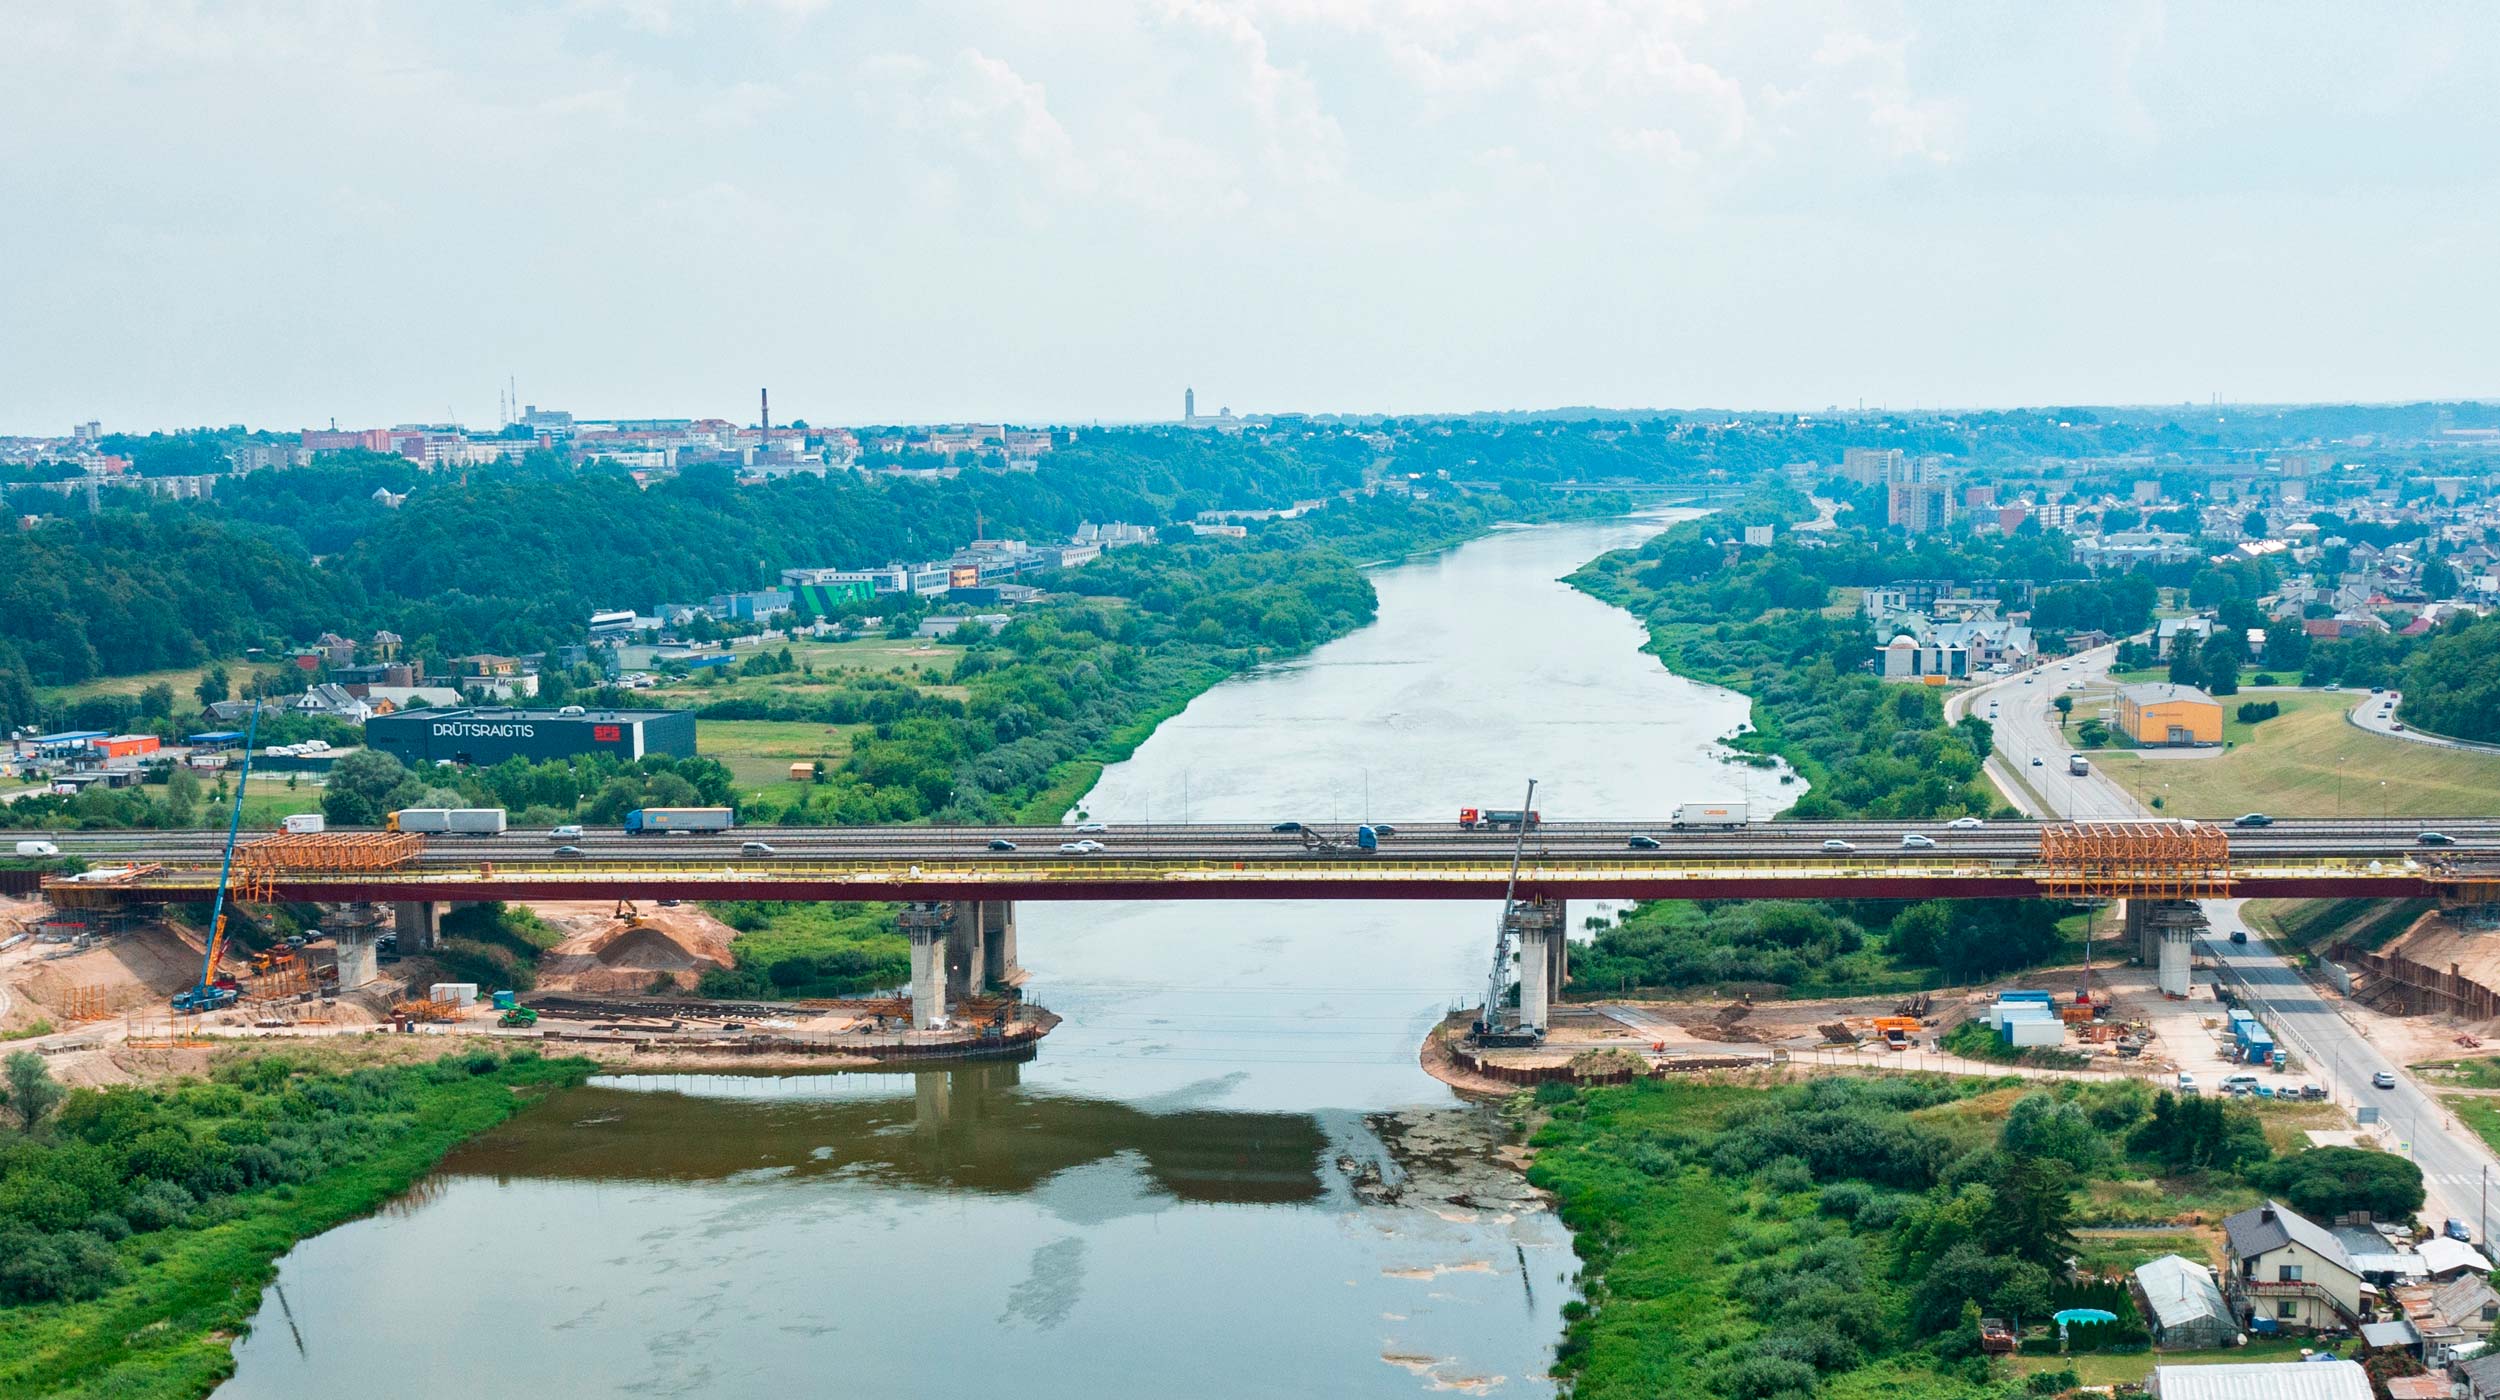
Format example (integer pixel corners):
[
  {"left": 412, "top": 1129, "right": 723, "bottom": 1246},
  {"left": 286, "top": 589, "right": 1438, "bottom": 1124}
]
[
  {"left": 162, "top": 764, "right": 202, "bottom": 825},
  {"left": 2257, "top": 1147, "right": 2425, "bottom": 1220},
  {"left": 321, "top": 748, "right": 412, "bottom": 826},
  {"left": 1983, "top": 1152, "right": 2078, "bottom": 1270},
  {"left": 2167, "top": 643, "right": 2204, "bottom": 688},
  {"left": 2052, "top": 695, "right": 2073, "bottom": 727},
  {"left": 2199, "top": 634, "right": 2241, "bottom": 697},
  {"left": 2, "top": 1051, "right": 65, "bottom": 1131},
  {"left": 2000, "top": 1093, "right": 2105, "bottom": 1174},
  {"left": 138, "top": 682, "right": 176, "bottom": 720},
  {"left": 195, "top": 664, "right": 230, "bottom": 708}
]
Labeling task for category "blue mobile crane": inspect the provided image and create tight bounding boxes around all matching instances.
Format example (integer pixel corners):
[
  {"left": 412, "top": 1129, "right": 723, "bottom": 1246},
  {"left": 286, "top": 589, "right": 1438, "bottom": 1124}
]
[{"left": 172, "top": 705, "right": 261, "bottom": 1015}]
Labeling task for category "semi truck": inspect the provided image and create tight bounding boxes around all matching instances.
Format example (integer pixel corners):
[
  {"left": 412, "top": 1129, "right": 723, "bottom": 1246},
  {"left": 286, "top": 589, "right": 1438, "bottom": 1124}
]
[
  {"left": 1459, "top": 807, "right": 1540, "bottom": 832},
  {"left": 387, "top": 808, "right": 509, "bottom": 835},
  {"left": 625, "top": 807, "right": 736, "bottom": 834},
  {"left": 1668, "top": 802, "right": 1749, "bottom": 831}
]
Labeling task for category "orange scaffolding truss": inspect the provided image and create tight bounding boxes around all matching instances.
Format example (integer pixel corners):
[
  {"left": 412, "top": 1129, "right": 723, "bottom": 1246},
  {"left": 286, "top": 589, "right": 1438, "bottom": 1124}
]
[
  {"left": 2038, "top": 821, "right": 2234, "bottom": 900},
  {"left": 236, "top": 832, "right": 425, "bottom": 874}
]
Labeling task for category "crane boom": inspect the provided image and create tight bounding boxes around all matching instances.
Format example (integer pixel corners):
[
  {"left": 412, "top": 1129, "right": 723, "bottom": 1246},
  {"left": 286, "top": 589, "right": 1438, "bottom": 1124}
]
[
  {"left": 173, "top": 703, "right": 261, "bottom": 1014},
  {"left": 1475, "top": 778, "right": 1537, "bottom": 1043}
]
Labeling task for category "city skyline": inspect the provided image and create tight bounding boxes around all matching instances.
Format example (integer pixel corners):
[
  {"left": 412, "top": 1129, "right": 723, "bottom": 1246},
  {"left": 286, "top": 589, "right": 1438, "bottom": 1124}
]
[{"left": 5, "top": 3, "right": 2498, "bottom": 432}]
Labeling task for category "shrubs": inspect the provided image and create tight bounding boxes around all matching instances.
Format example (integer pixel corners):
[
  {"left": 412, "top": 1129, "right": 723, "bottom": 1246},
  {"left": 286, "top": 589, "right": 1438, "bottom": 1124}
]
[
  {"left": 2236, "top": 700, "right": 2281, "bottom": 724},
  {"left": 2258, "top": 1146, "right": 2426, "bottom": 1219}
]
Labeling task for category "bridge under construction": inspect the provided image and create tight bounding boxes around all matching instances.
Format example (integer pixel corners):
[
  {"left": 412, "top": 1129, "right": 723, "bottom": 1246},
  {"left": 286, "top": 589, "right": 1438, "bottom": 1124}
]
[{"left": 32, "top": 816, "right": 2500, "bottom": 1033}]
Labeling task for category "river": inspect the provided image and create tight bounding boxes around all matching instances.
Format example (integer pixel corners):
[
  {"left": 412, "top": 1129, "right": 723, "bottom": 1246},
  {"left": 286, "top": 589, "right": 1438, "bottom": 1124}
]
[{"left": 216, "top": 517, "right": 1790, "bottom": 1400}]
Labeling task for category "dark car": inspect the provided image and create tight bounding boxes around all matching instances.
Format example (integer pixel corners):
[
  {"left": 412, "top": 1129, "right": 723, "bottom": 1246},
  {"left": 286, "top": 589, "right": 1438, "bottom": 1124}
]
[
  {"left": 987, "top": 838, "right": 1019, "bottom": 852},
  {"left": 2233, "top": 813, "right": 2274, "bottom": 828},
  {"left": 1270, "top": 821, "right": 1304, "bottom": 833},
  {"left": 2419, "top": 831, "right": 2456, "bottom": 846},
  {"left": 1627, "top": 835, "right": 1661, "bottom": 850},
  {"left": 553, "top": 845, "right": 585, "bottom": 857},
  {"left": 2448, "top": 1218, "right": 2475, "bottom": 1243}
]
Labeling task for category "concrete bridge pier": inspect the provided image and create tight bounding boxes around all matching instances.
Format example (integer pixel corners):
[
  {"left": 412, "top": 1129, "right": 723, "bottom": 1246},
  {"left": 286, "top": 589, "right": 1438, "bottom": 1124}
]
[
  {"left": 332, "top": 928, "right": 380, "bottom": 990},
  {"left": 1510, "top": 896, "right": 1567, "bottom": 1033},
  {"left": 392, "top": 902, "right": 441, "bottom": 954},
  {"left": 980, "top": 901, "right": 1021, "bottom": 991},
  {"left": 900, "top": 902, "right": 951, "bottom": 1030},
  {"left": 946, "top": 901, "right": 988, "bottom": 1001}
]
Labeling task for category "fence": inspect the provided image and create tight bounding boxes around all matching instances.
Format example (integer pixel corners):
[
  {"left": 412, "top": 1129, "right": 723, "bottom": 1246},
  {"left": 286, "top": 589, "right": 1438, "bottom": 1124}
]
[{"left": 2330, "top": 942, "right": 2500, "bottom": 1020}]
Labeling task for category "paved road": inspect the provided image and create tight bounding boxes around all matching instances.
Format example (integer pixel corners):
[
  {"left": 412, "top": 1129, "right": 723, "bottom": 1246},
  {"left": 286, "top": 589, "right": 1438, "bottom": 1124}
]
[
  {"left": 2349, "top": 689, "right": 2500, "bottom": 755},
  {"left": 1954, "top": 653, "right": 2500, "bottom": 1229}
]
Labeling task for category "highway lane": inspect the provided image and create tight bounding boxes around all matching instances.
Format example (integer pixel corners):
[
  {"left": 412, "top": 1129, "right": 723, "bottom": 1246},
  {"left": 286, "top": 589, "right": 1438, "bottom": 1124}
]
[
  {"left": 1955, "top": 652, "right": 2500, "bottom": 1229},
  {"left": 2202, "top": 902, "right": 2498, "bottom": 1234}
]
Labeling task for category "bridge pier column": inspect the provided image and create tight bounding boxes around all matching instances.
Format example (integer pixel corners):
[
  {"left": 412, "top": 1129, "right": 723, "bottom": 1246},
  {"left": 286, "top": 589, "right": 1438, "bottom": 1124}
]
[
  {"left": 392, "top": 902, "right": 440, "bottom": 954},
  {"left": 980, "top": 901, "right": 1020, "bottom": 990},
  {"left": 332, "top": 928, "right": 379, "bottom": 990},
  {"left": 1512, "top": 896, "right": 1565, "bottom": 1034},
  {"left": 2124, "top": 899, "right": 2151, "bottom": 964},
  {"left": 900, "top": 902, "right": 951, "bottom": 1030},
  {"left": 947, "top": 901, "right": 988, "bottom": 1001}
]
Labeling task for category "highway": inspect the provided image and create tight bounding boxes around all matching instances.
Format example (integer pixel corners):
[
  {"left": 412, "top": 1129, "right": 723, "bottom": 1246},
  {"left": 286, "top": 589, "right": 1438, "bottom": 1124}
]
[
  {"left": 1954, "top": 653, "right": 2500, "bottom": 1230},
  {"left": 36, "top": 815, "right": 2500, "bottom": 865}
]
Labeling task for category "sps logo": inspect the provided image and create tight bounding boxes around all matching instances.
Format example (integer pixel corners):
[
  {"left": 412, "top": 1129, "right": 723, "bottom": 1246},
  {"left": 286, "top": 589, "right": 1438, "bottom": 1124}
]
[{"left": 592, "top": 725, "right": 623, "bottom": 743}]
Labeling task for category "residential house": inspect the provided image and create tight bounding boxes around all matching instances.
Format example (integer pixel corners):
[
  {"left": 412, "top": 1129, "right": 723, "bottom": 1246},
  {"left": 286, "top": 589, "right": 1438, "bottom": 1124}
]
[
  {"left": 288, "top": 684, "right": 372, "bottom": 722},
  {"left": 2460, "top": 1349, "right": 2500, "bottom": 1400},
  {"left": 2222, "top": 1200, "right": 2367, "bottom": 1331},
  {"left": 2154, "top": 617, "right": 2215, "bottom": 658},
  {"left": 2422, "top": 1238, "right": 2495, "bottom": 1281},
  {"left": 1873, "top": 617, "right": 2037, "bottom": 682},
  {"left": 2396, "top": 1271, "right": 2500, "bottom": 1361},
  {"left": 360, "top": 686, "right": 464, "bottom": 714}
]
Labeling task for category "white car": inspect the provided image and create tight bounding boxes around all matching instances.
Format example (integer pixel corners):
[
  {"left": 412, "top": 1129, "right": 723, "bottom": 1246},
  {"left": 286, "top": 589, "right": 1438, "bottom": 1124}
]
[
  {"left": 1948, "top": 816, "right": 1985, "bottom": 830},
  {"left": 1075, "top": 821, "right": 1109, "bottom": 834},
  {"left": 1059, "top": 839, "right": 1106, "bottom": 854},
  {"left": 1821, "top": 839, "right": 1856, "bottom": 853},
  {"left": 1900, "top": 833, "right": 1936, "bottom": 850}
]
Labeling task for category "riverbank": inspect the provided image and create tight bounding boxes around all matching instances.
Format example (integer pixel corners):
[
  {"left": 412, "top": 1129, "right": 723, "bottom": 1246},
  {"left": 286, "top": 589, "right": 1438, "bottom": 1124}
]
[{"left": 0, "top": 1041, "right": 597, "bottom": 1400}]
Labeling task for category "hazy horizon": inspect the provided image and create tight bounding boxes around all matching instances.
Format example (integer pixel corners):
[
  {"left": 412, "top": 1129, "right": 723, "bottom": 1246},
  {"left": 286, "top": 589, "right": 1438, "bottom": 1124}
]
[{"left": 6, "top": 1, "right": 2496, "bottom": 433}]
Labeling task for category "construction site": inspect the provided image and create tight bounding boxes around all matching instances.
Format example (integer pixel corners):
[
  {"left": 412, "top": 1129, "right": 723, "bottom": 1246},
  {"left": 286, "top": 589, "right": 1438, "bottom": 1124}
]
[{"left": 0, "top": 823, "right": 1057, "bottom": 1085}]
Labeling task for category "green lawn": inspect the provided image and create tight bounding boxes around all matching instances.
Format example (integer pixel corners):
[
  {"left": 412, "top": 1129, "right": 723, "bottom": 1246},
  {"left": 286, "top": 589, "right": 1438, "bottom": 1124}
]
[
  {"left": 2009, "top": 1337, "right": 2326, "bottom": 1388},
  {"left": 2095, "top": 691, "right": 2500, "bottom": 818},
  {"left": 39, "top": 660, "right": 281, "bottom": 713},
  {"left": 2418, "top": 1059, "right": 2500, "bottom": 1090},
  {"left": 2448, "top": 1095, "right": 2500, "bottom": 1155},
  {"left": 641, "top": 636, "right": 964, "bottom": 708},
  {"left": 697, "top": 719, "right": 868, "bottom": 791}
]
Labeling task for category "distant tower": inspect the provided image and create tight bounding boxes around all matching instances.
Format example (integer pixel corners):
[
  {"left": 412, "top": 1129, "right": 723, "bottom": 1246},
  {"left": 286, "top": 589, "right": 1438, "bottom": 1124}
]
[{"left": 1185, "top": 387, "right": 1195, "bottom": 422}]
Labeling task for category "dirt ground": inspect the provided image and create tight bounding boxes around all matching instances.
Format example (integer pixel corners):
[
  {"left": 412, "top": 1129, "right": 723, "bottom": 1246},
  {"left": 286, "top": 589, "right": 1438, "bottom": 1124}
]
[
  {"left": 525, "top": 900, "right": 738, "bottom": 994},
  {"left": 8, "top": 918, "right": 210, "bottom": 1022}
]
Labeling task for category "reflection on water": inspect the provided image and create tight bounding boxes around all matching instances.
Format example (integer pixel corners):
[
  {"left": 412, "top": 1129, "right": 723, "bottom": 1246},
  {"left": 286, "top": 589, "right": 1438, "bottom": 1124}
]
[
  {"left": 218, "top": 519, "right": 1764, "bottom": 1400},
  {"left": 447, "top": 1064, "right": 1332, "bottom": 1206}
]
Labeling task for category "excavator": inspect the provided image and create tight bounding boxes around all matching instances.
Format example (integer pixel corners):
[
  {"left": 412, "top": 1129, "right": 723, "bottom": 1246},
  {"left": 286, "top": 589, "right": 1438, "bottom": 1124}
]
[{"left": 172, "top": 705, "right": 261, "bottom": 1015}]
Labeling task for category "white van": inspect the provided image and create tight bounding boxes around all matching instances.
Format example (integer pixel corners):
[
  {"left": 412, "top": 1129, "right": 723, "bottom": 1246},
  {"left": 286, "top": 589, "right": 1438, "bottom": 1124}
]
[
  {"left": 2175, "top": 1073, "right": 2198, "bottom": 1097},
  {"left": 14, "top": 840, "right": 60, "bottom": 857}
]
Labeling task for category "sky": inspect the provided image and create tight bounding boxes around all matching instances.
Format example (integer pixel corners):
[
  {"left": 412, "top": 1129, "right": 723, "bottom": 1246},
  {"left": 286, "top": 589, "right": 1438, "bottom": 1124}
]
[{"left": 3, "top": 0, "right": 2497, "bottom": 434}]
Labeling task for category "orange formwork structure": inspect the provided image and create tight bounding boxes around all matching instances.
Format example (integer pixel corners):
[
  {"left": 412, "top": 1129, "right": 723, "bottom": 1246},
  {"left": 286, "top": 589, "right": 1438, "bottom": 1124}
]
[
  {"left": 233, "top": 832, "right": 425, "bottom": 902},
  {"left": 2037, "top": 821, "right": 2234, "bottom": 901}
]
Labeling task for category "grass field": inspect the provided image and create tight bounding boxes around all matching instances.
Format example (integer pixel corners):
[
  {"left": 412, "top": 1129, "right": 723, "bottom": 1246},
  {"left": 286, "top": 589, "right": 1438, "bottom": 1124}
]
[
  {"left": 697, "top": 718, "right": 867, "bottom": 792},
  {"left": 639, "top": 636, "right": 961, "bottom": 708},
  {"left": 2448, "top": 1096, "right": 2500, "bottom": 1155},
  {"left": 2243, "top": 897, "right": 2433, "bottom": 953},
  {"left": 2008, "top": 1337, "right": 2322, "bottom": 1388},
  {"left": 2094, "top": 691, "right": 2500, "bottom": 818},
  {"left": 39, "top": 660, "right": 280, "bottom": 713}
]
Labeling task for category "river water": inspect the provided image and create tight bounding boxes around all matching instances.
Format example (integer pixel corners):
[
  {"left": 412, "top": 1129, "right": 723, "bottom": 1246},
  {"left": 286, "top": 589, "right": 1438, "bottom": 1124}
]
[{"left": 216, "top": 517, "right": 1790, "bottom": 1400}]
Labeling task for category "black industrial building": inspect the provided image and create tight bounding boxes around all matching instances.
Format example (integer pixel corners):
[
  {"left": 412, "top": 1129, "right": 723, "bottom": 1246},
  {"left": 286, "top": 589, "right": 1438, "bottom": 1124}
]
[{"left": 363, "top": 707, "right": 698, "bottom": 767}]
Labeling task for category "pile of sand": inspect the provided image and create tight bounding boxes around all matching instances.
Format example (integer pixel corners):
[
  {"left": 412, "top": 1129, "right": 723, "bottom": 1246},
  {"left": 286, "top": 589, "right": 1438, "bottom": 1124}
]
[{"left": 527, "top": 901, "right": 736, "bottom": 994}]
